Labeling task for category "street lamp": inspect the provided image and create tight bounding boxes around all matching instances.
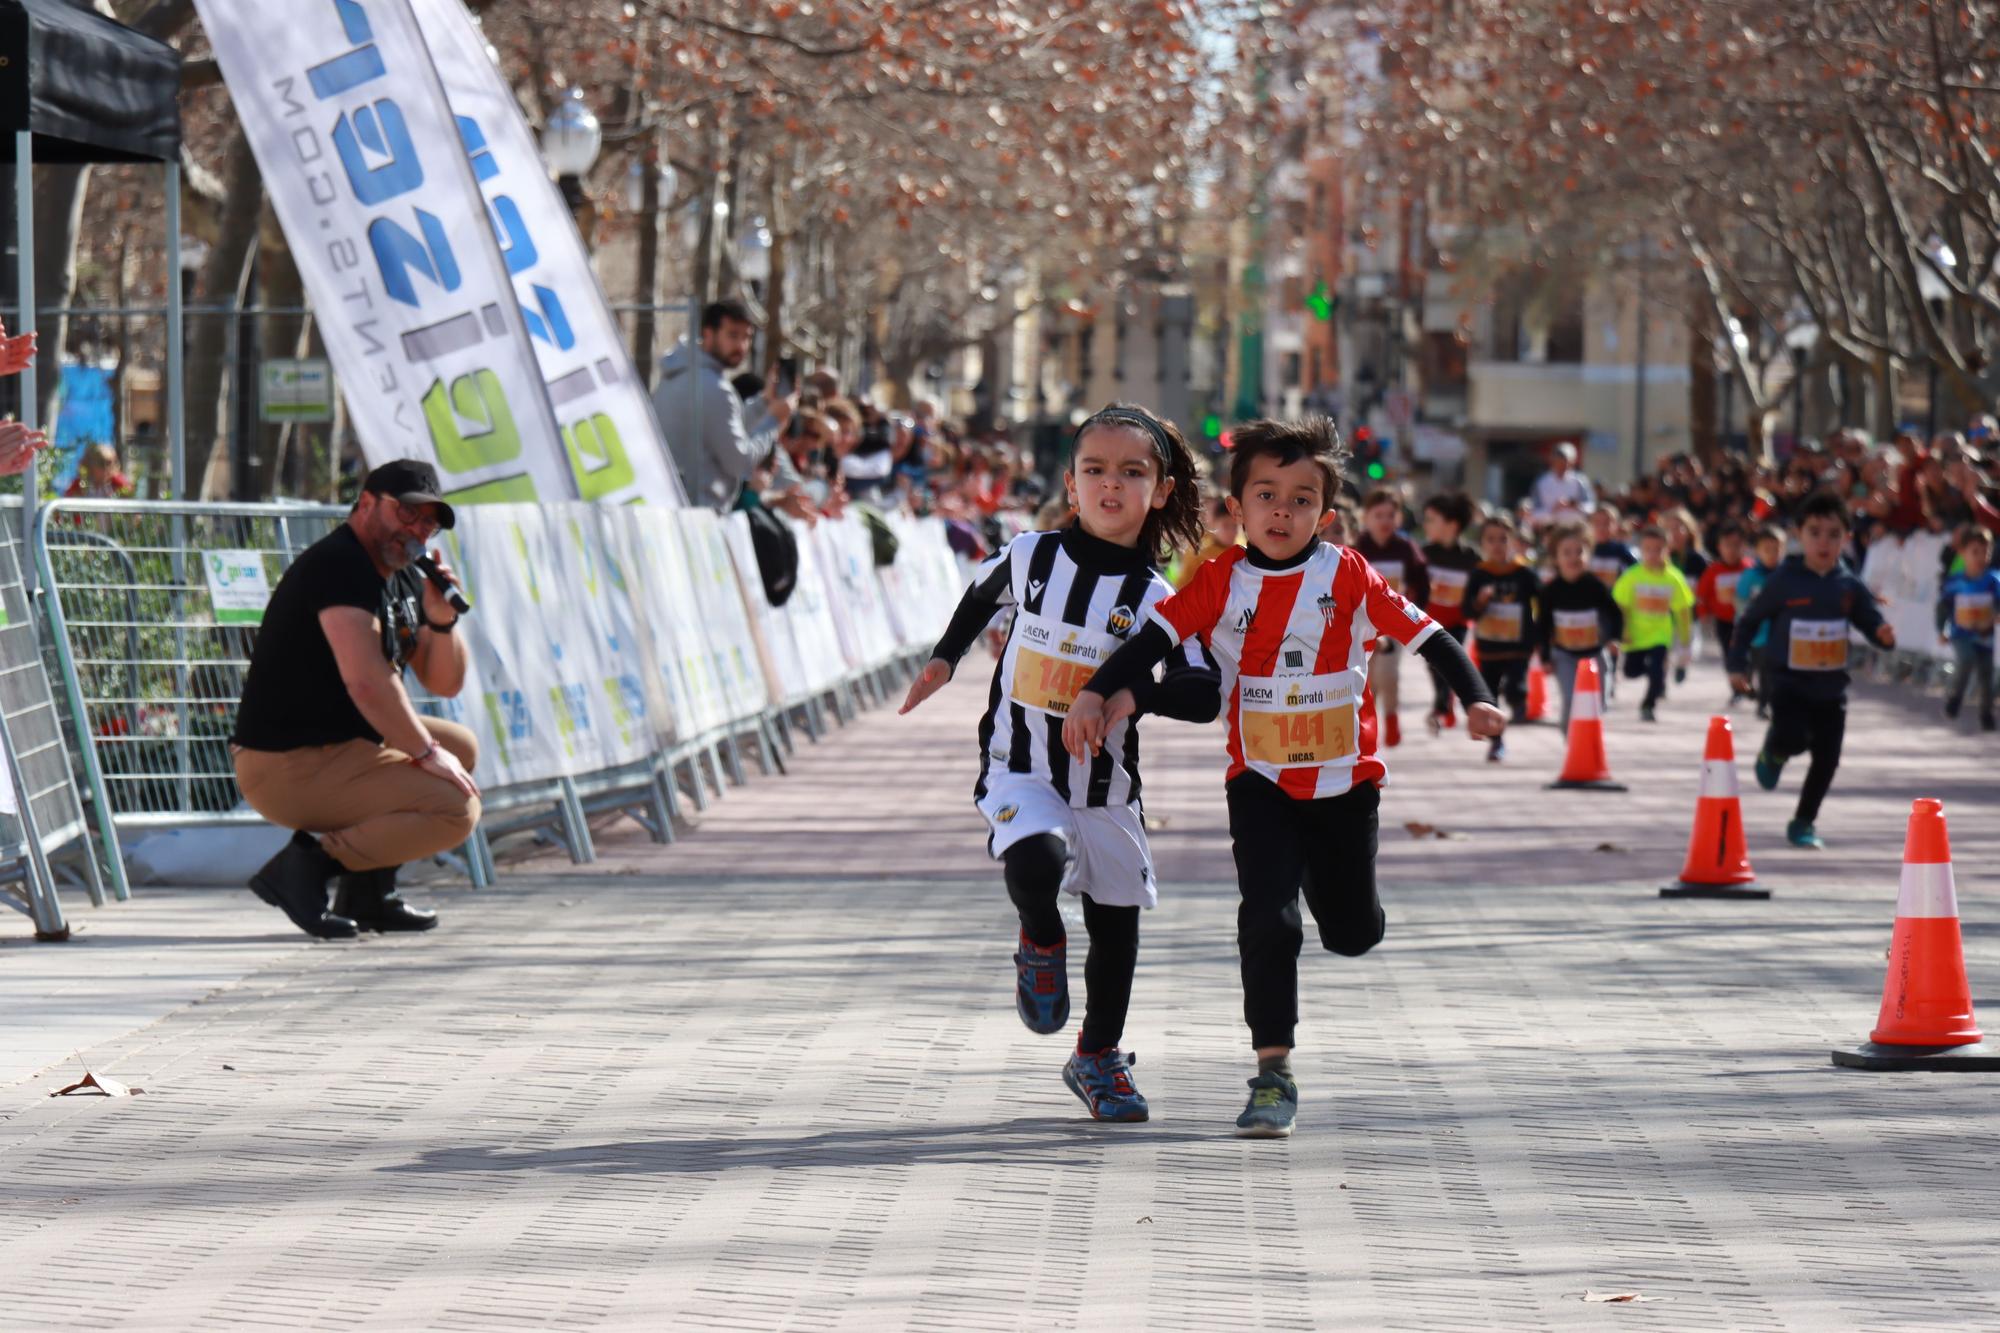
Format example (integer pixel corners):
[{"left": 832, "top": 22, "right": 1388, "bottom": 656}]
[
  {"left": 1784, "top": 311, "right": 1819, "bottom": 447},
  {"left": 1919, "top": 234, "right": 1956, "bottom": 435},
  {"left": 540, "top": 87, "right": 602, "bottom": 214}
]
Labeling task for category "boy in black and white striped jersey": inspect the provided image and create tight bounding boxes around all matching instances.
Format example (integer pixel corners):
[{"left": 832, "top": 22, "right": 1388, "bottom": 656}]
[{"left": 902, "top": 404, "right": 1218, "bottom": 1123}]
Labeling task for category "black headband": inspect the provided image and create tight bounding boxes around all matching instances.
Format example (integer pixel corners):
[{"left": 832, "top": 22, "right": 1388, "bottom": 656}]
[{"left": 1074, "top": 408, "right": 1173, "bottom": 463}]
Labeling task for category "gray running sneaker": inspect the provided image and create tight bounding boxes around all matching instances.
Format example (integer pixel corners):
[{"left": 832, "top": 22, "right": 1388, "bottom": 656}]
[{"left": 1234, "top": 1071, "right": 1298, "bottom": 1139}]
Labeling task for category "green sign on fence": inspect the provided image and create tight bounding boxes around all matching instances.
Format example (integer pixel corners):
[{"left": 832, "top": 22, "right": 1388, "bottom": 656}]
[
  {"left": 260, "top": 358, "right": 335, "bottom": 423},
  {"left": 202, "top": 550, "right": 273, "bottom": 626}
]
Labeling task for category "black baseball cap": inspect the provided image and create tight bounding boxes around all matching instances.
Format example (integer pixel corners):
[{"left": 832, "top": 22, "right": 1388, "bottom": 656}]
[{"left": 361, "top": 459, "right": 456, "bottom": 530}]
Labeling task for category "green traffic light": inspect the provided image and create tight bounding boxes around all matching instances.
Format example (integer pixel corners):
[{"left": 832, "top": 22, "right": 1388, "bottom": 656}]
[
  {"left": 1306, "top": 281, "right": 1333, "bottom": 322},
  {"left": 1366, "top": 461, "right": 1386, "bottom": 480},
  {"left": 1203, "top": 413, "right": 1222, "bottom": 440}
]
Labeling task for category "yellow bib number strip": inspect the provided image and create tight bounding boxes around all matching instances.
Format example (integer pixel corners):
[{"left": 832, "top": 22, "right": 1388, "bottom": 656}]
[
  {"left": 1011, "top": 646, "right": 1097, "bottom": 714},
  {"left": 1243, "top": 702, "right": 1357, "bottom": 767}
]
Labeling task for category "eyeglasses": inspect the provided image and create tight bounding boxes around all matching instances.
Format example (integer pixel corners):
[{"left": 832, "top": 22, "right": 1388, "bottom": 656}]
[{"left": 391, "top": 498, "right": 442, "bottom": 538}]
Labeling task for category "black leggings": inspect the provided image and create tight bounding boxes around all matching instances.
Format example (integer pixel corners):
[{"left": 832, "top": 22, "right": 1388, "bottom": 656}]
[
  {"left": 1226, "top": 774, "right": 1384, "bottom": 1051},
  {"left": 1623, "top": 645, "right": 1668, "bottom": 707},
  {"left": 1479, "top": 655, "right": 1529, "bottom": 716},
  {"left": 1764, "top": 691, "right": 1846, "bottom": 826},
  {"left": 1428, "top": 624, "right": 1470, "bottom": 715},
  {"left": 1002, "top": 833, "right": 1139, "bottom": 1052}
]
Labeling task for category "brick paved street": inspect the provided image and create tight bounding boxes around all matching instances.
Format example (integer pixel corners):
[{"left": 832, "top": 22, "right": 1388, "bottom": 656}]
[{"left": 4, "top": 662, "right": 1998, "bottom": 1329}]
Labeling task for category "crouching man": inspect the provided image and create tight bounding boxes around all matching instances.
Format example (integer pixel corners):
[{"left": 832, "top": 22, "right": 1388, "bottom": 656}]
[{"left": 231, "top": 460, "right": 481, "bottom": 938}]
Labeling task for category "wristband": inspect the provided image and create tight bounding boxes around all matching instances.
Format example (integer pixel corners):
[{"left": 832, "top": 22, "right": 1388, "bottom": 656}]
[
  {"left": 409, "top": 742, "right": 438, "bottom": 766},
  {"left": 423, "top": 614, "right": 459, "bottom": 633}
]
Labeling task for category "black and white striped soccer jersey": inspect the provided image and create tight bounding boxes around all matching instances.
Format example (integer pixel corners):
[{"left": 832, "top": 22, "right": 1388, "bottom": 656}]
[{"left": 944, "top": 526, "right": 1217, "bottom": 810}]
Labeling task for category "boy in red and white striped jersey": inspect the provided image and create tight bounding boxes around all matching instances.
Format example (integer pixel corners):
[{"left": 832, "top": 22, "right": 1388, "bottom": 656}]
[{"left": 1063, "top": 417, "right": 1504, "bottom": 1138}]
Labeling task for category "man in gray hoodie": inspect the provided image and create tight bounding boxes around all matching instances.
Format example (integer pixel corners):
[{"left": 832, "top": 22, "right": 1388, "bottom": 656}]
[{"left": 651, "top": 299, "right": 791, "bottom": 509}]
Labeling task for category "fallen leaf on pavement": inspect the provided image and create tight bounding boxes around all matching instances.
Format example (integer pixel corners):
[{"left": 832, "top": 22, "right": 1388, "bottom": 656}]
[
  {"left": 50, "top": 1071, "right": 142, "bottom": 1098},
  {"left": 1404, "top": 822, "right": 1464, "bottom": 840},
  {"left": 1582, "top": 1291, "right": 1662, "bottom": 1303},
  {"left": 1593, "top": 842, "right": 1626, "bottom": 854},
  {"left": 222, "top": 1064, "right": 236, "bottom": 1071},
  {"left": 1143, "top": 815, "right": 1170, "bottom": 832}
]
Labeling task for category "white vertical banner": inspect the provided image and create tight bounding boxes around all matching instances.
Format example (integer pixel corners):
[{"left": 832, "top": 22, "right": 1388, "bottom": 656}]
[
  {"left": 193, "top": 0, "right": 572, "bottom": 504},
  {"left": 411, "top": 0, "right": 688, "bottom": 506}
]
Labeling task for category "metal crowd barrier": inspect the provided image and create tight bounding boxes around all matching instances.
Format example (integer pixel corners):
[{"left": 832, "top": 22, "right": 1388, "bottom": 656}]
[
  {"left": 26, "top": 497, "right": 946, "bottom": 912},
  {"left": 0, "top": 507, "right": 101, "bottom": 938}
]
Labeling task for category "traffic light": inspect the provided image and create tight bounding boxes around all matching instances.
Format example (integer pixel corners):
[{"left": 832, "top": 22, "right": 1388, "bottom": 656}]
[
  {"left": 1353, "top": 425, "right": 1386, "bottom": 480},
  {"left": 1202, "top": 413, "right": 1222, "bottom": 441},
  {"left": 1306, "top": 280, "right": 1335, "bottom": 323}
]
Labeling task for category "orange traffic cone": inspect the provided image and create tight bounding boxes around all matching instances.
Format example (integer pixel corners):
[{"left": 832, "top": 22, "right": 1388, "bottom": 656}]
[
  {"left": 1832, "top": 799, "right": 1998, "bottom": 1070},
  {"left": 1660, "top": 717, "right": 1768, "bottom": 899},
  {"left": 1544, "top": 656, "right": 1626, "bottom": 791},
  {"left": 1525, "top": 657, "right": 1549, "bottom": 722}
]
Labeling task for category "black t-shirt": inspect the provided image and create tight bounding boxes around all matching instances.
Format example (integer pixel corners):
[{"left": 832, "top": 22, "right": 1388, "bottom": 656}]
[{"left": 232, "top": 525, "right": 426, "bottom": 750}]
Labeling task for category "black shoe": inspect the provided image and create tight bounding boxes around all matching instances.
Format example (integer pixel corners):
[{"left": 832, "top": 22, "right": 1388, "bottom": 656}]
[
  {"left": 1945, "top": 697, "right": 1962, "bottom": 720},
  {"left": 1983, "top": 713, "right": 1997, "bottom": 733},
  {"left": 249, "top": 831, "right": 356, "bottom": 939},
  {"left": 332, "top": 866, "right": 439, "bottom": 933}
]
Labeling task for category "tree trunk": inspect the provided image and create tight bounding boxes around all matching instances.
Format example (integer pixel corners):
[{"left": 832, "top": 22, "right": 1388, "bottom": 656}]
[
  {"left": 186, "top": 130, "right": 262, "bottom": 499},
  {"left": 31, "top": 164, "right": 92, "bottom": 428},
  {"left": 248, "top": 217, "right": 308, "bottom": 500},
  {"left": 762, "top": 217, "right": 787, "bottom": 378},
  {"left": 1686, "top": 273, "right": 1718, "bottom": 468},
  {"left": 633, "top": 131, "right": 663, "bottom": 385}
]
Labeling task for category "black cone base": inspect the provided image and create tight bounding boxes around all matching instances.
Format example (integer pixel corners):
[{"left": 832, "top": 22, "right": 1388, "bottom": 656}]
[
  {"left": 1660, "top": 882, "right": 1771, "bottom": 900},
  {"left": 1545, "top": 779, "right": 1628, "bottom": 791},
  {"left": 1831, "top": 1040, "right": 2000, "bottom": 1071}
]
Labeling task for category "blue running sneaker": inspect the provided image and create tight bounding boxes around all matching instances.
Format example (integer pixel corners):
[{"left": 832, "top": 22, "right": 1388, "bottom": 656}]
[
  {"left": 1754, "top": 750, "right": 1784, "bottom": 791},
  {"left": 1234, "top": 1071, "right": 1298, "bottom": 1139},
  {"left": 1063, "top": 1047, "right": 1149, "bottom": 1122},
  {"left": 1013, "top": 934, "right": 1069, "bottom": 1034},
  {"left": 1787, "top": 820, "right": 1824, "bottom": 850}
]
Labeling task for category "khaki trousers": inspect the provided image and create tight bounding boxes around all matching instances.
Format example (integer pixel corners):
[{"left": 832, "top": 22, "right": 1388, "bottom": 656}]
[{"left": 234, "top": 719, "right": 481, "bottom": 872}]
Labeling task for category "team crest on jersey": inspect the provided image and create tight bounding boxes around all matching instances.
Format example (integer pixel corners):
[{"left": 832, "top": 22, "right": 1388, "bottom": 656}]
[
  {"left": 1317, "top": 593, "right": 1336, "bottom": 621},
  {"left": 1106, "top": 604, "right": 1136, "bottom": 638},
  {"left": 995, "top": 804, "right": 1019, "bottom": 823}
]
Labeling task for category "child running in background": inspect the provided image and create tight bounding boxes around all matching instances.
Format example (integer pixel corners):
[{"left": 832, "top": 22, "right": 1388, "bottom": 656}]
[
  {"left": 899, "top": 404, "right": 1220, "bottom": 1122},
  {"left": 1420, "top": 493, "right": 1479, "bottom": 735},
  {"left": 1611, "top": 525, "right": 1694, "bottom": 722},
  {"left": 1735, "top": 525, "right": 1784, "bottom": 719},
  {"left": 1938, "top": 524, "right": 1999, "bottom": 729},
  {"left": 1061, "top": 416, "right": 1502, "bottom": 1139},
  {"left": 1697, "top": 521, "right": 1753, "bottom": 703},
  {"left": 1664, "top": 507, "right": 1709, "bottom": 684},
  {"left": 1465, "top": 515, "right": 1541, "bottom": 761},
  {"left": 1729, "top": 490, "right": 1895, "bottom": 850},
  {"left": 1353, "top": 488, "right": 1430, "bottom": 748},
  {"left": 1174, "top": 494, "right": 1241, "bottom": 589},
  {"left": 1588, "top": 507, "right": 1636, "bottom": 693},
  {"left": 1535, "top": 522, "right": 1623, "bottom": 732}
]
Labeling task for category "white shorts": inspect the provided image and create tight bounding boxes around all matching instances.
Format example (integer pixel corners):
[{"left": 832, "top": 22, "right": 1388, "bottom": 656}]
[{"left": 976, "top": 773, "right": 1157, "bottom": 909}]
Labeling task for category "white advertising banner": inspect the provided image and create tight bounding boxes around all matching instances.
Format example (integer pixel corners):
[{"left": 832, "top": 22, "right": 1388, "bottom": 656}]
[
  {"left": 623, "top": 508, "right": 729, "bottom": 738},
  {"left": 547, "top": 509, "right": 655, "bottom": 768},
  {"left": 779, "top": 517, "right": 851, "bottom": 694},
  {"left": 411, "top": 0, "right": 687, "bottom": 506},
  {"left": 194, "top": 0, "right": 572, "bottom": 504},
  {"left": 722, "top": 516, "right": 810, "bottom": 704},
  {"left": 678, "top": 510, "right": 772, "bottom": 722}
]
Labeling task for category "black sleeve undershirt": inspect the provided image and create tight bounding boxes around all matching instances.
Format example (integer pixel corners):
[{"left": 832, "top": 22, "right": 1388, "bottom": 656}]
[
  {"left": 1418, "top": 629, "right": 1495, "bottom": 709},
  {"left": 926, "top": 557, "right": 1013, "bottom": 670}
]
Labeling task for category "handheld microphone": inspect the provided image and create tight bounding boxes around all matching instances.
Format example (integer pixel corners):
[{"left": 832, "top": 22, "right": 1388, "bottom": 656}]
[{"left": 404, "top": 539, "right": 471, "bottom": 616}]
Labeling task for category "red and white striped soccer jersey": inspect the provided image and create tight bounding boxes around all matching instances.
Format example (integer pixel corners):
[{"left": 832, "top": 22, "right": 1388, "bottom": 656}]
[{"left": 1149, "top": 542, "right": 1439, "bottom": 799}]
